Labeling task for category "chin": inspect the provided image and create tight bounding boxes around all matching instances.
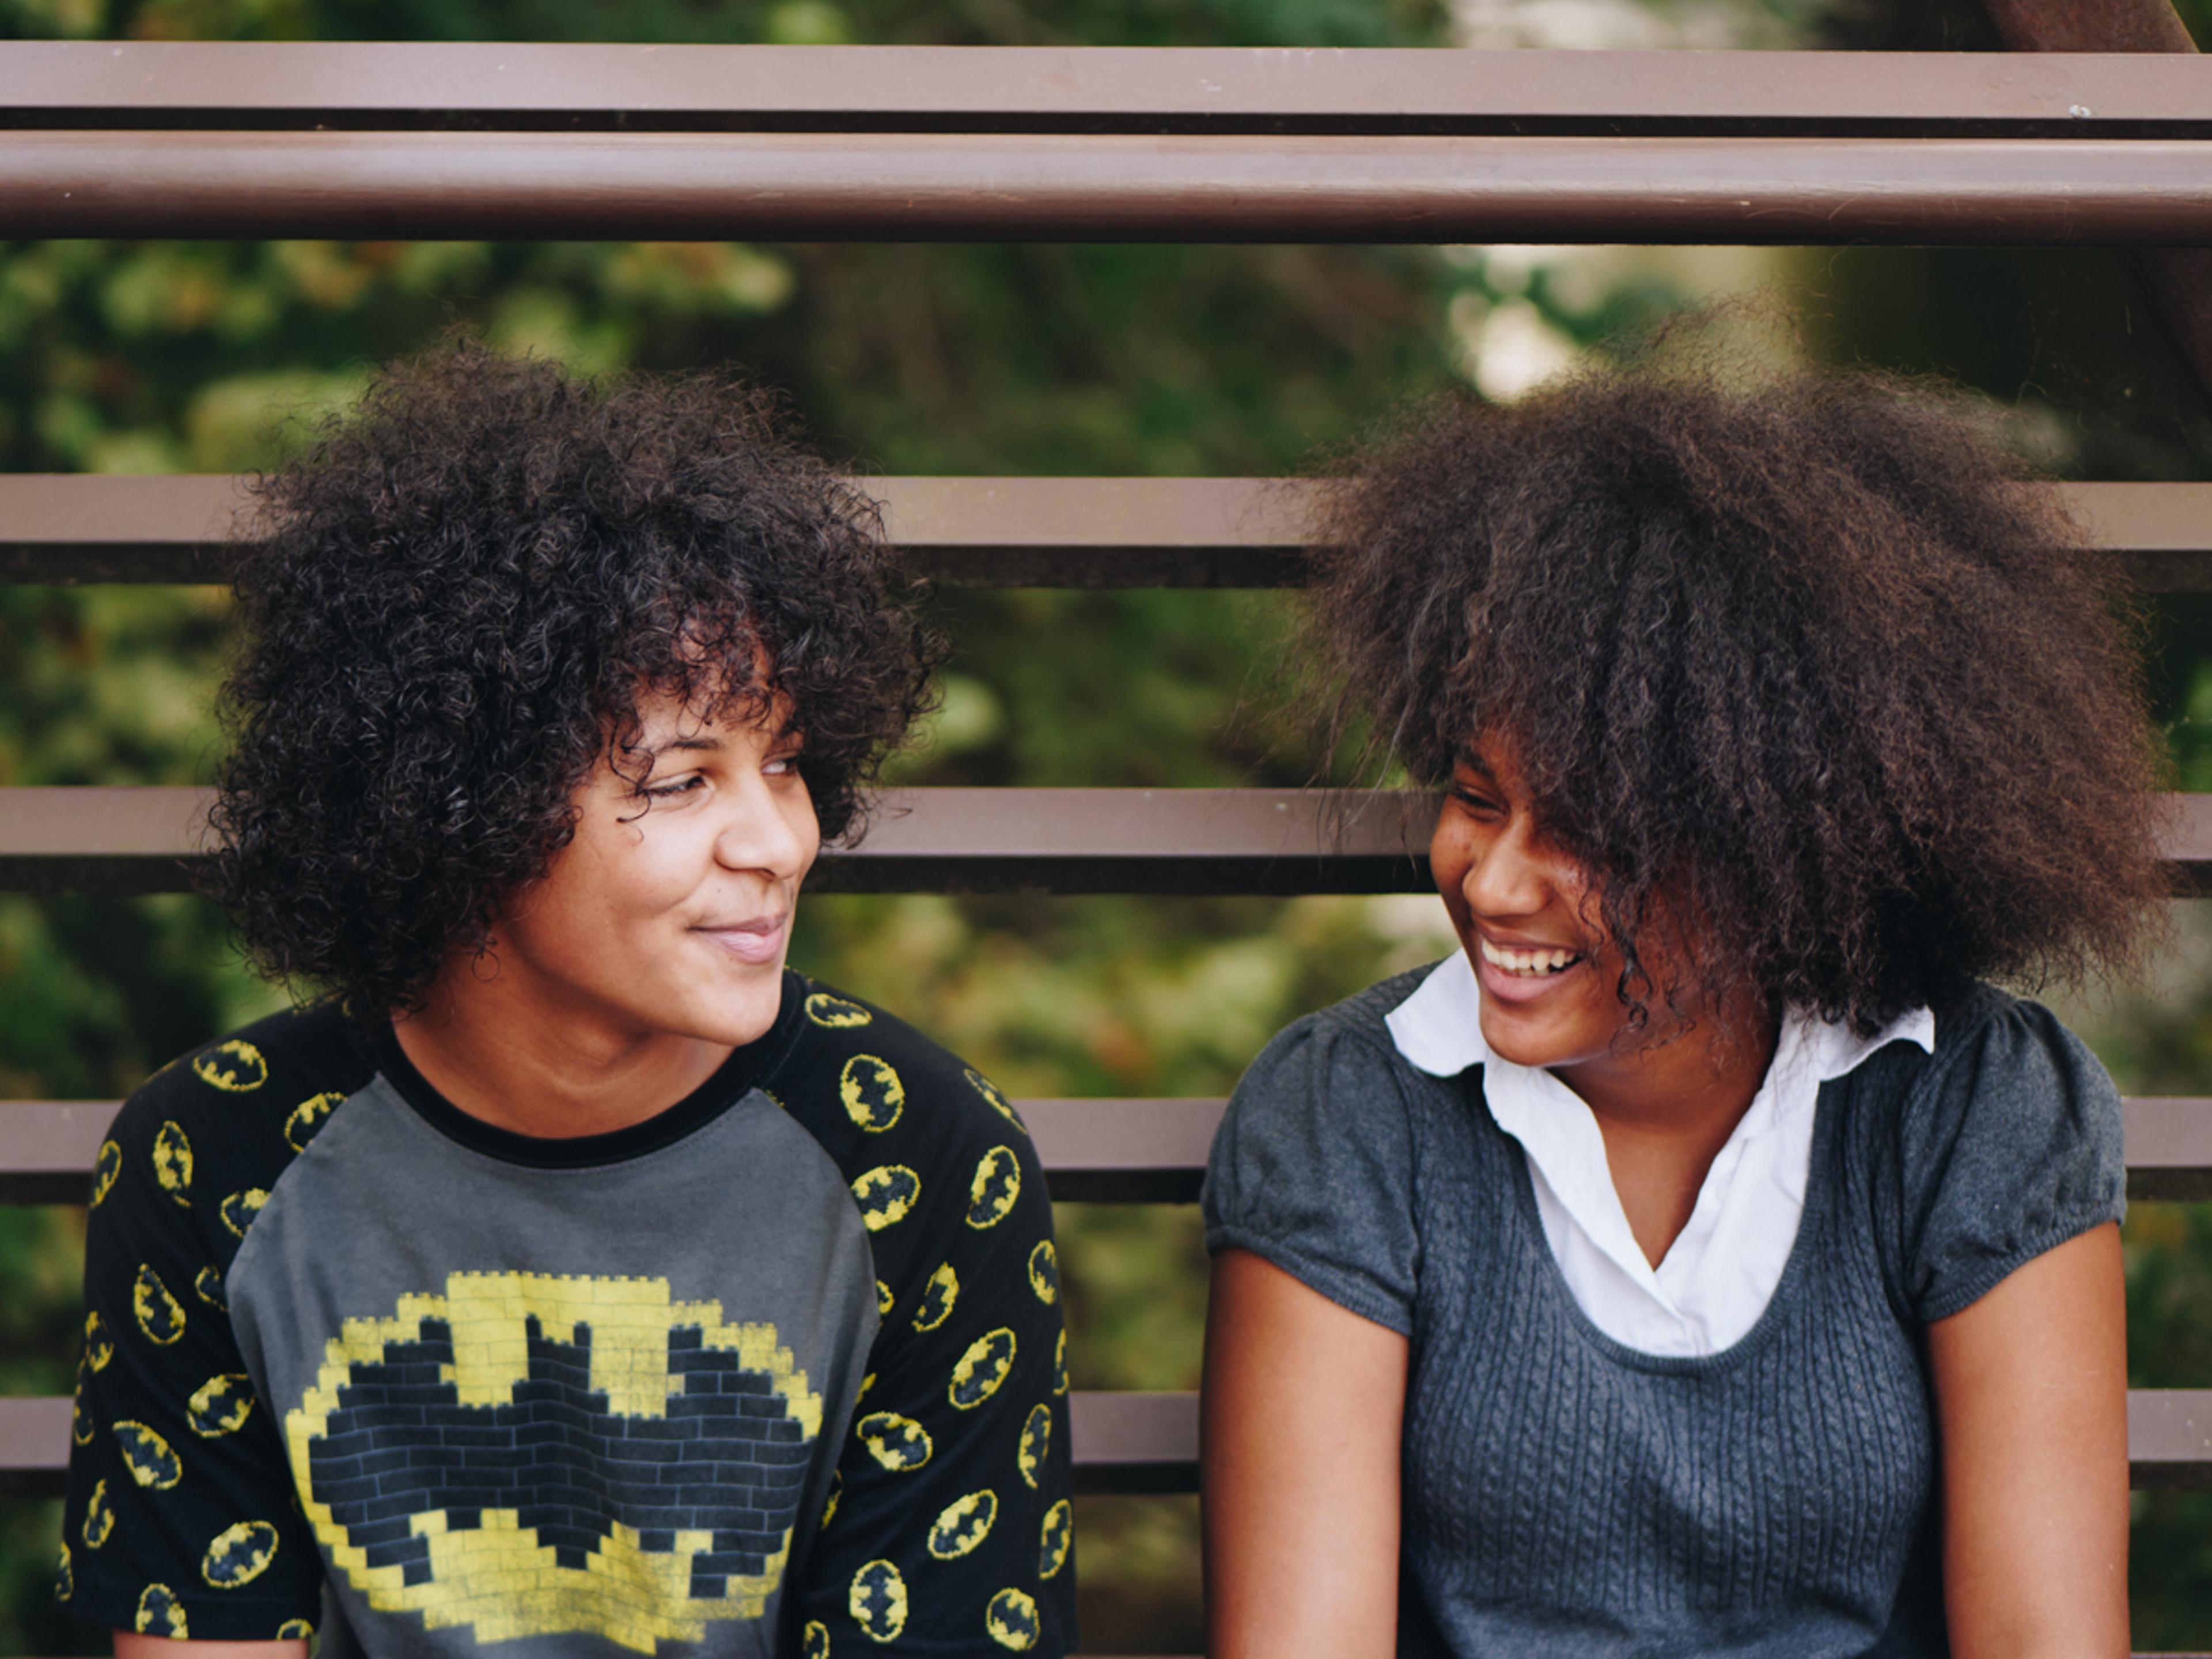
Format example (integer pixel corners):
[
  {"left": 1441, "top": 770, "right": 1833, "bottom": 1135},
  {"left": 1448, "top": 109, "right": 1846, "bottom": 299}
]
[
  {"left": 693, "top": 983, "right": 789, "bottom": 1049},
  {"left": 1476, "top": 1003, "right": 1579, "bottom": 1071}
]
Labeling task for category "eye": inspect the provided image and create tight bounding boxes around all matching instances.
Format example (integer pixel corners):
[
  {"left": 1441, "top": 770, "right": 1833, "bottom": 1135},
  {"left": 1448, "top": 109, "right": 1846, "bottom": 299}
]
[
  {"left": 763, "top": 749, "right": 803, "bottom": 778},
  {"left": 1448, "top": 781, "right": 1503, "bottom": 817},
  {"left": 642, "top": 774, "right": 704, "bottom": 800}
]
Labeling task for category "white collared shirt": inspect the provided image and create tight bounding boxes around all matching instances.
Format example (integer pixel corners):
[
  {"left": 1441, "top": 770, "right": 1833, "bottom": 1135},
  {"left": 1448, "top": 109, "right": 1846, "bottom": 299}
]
[{"left": 1385, "top": 951, "right": 1934, "bottom": 1357}]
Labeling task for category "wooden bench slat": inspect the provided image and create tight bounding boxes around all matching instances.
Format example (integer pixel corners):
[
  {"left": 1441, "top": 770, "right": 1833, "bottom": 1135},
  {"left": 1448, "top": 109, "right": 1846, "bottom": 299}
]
[
  {"left": 10, "top": 1097, "right": 2209, "bottom": 1206},
  {"left": 7, "top": 786, "right": 2212, "bottom": 897},
  {"left": 2, "top": 131, "right": 2211, "bottom": 245},
  {"left": 2, "top": 476, "right": 2204, "bottom": 589},
  {"left": 0, "top": 44, "right": 2206, "bottom": 134},
  {"left": 6, "top": 1392, "right": 2209, "bottom": 1497}
]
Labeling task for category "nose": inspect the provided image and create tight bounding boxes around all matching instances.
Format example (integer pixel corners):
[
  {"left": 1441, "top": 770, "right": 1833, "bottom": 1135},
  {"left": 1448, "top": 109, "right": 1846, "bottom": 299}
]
[
  {"left": 712, "top": 771, "right": 817, "bottom": 881},
  {"left": 1461, "top": 813, "right": 1555, "bottom": 922}
]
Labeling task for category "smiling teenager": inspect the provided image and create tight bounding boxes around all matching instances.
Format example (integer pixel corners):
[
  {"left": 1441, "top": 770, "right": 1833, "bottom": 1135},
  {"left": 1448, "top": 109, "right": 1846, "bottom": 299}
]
[
  {"left": 58, "top": 343, "right": 1075, "bottom": 1659},
  {"left": 1200, "top": 362, "right": 2164, "bottom": 1658}
]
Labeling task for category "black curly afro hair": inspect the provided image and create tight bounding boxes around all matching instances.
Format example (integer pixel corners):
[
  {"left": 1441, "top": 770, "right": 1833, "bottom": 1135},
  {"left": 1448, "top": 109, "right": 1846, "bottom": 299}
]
[
  {"left": 1311, "top": 362, "right": 2169, "bottom": 1035},
  {"left": 209, "top": 339, "right": 941, "bottom": 1016}
]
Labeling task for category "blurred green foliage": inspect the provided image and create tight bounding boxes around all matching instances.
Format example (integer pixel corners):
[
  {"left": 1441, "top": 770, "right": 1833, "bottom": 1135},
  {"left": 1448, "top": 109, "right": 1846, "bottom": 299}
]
[{"left": 5, "top": 0, "right": 2212, "bottom": 1651}]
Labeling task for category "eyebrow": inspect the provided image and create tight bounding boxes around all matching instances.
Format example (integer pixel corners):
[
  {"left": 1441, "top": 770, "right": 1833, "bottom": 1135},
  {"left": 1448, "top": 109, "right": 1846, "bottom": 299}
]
[{"left": 1456, "top": 748, "right": 1495, "bottom": 778}]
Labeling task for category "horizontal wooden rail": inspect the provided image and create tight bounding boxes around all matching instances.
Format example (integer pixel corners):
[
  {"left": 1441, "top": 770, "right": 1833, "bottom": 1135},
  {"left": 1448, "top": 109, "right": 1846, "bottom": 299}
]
[
  {"left": 5, "top": 131, "right": 2212, "bottom": 245},
  {"left": 1, "top": 786, "right": 1444, "bottom": 896},
  {"left": 3, "top": 476, "right": 2208, "bottom": 589},
  {"left": 9, "top": 1097, "right": 2206, "bottom": 1207},
  {"left": 7, "top": 787, "right": 2212, "bottom": 896},
  {"left": 0, "top": 45, "right": 2206, "bottom": 136},
  {"left": 5, "top": 1391, "right": 2210, "bottom": 1498}
]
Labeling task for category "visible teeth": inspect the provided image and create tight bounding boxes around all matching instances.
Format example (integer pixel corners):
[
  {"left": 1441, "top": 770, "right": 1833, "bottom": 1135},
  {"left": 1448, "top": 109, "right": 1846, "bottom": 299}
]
[{"left": 1479, "top": 938, "right": 1582, "bottom": 976}]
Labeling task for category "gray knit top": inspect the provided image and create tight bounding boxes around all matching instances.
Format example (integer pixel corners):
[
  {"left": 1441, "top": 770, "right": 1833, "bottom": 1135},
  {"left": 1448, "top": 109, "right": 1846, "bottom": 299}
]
[{"left": 1202, "top": 970, "right": 2125, "bottom": 1658}]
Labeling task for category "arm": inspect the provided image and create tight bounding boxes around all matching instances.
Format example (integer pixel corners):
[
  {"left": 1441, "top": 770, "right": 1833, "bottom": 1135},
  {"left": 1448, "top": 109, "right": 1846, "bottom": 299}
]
[
  {"left": 1202, "top": 1248, "right": 1408, "bottom": 1659},
  {"left": 1926, "top": 1222, "right": 2129, "bottom": 1659},
  {"left": 114, "top": 1641, "right": 305, "bottom": 1658}
]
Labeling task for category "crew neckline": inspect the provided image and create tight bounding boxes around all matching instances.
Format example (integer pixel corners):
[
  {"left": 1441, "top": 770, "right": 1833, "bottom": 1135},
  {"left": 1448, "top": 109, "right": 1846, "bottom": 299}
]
[{"left": 365, "top": 969, "right": 805, "bottom": 1169}]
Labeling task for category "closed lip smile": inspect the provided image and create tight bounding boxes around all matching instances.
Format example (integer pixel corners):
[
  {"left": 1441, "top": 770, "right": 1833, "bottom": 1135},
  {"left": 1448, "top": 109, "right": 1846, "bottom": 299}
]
[{"left": 692, "top": 914, "right": 788, "bottom": 964}]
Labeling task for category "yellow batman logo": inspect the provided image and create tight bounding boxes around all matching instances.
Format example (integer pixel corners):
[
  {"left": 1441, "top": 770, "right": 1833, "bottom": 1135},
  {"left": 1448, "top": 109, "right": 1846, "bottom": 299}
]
[
  {"left": 285, "top": 1092, "right": 343, "bottom": 1152},
  {"left": 986, "top": 1587, "right": 1041, "bottom": 1651},
  {"left": 926, "top": 1490, "right": 998, "bottom": 1560},
  {"left": 876, "top": 1278, "right": 895, "bottom": 1317},
  {"left": 1052, "top": 1330, "right": 1069, "bottom": 1397},
  {"left": 53, "top": 1541, "right": 71, "bottom": 1603},
  {"left": 134, "top": 1265, "right": 185, "bottom": 1346},
  {"left": 84, "top": 1479, "right": 115, "bottom": 1548},
  {"left": 802, "top": 1619, "right": 830, "bottom": 1659},
  {"left": 965, "top": 1069, "right": 1029, "bottom": 1135},
  {"left": 1039, "top": 1498, "right": 1073, "bottom": 1579},
  {"left": 856, "top": 1411, "right": 931, "bottom": 1473},
  {"left": 950, "top": 1328, "right": 1017, "bottom": 1411},
  {"left": 195, "top": 1267, "right": 228, "bottom": 1311},
  {"left": 849, "top": 1559, "right": 907, "bottom": 1642},
  {"left": 115, "top": 1422, "right": 183, "bottom": 1490},
  {"left": 84, "top": 1310, "right": 113, "bottom": 1372},
  {"left": 840, "top": 1055, "right": 904, "bottom": 1132},
  {"left": 220, "top": 1188, "right": 267, "bottom": 1238},
  {"left": 286, "top": 1271, "right": 821, "bottom": 1655},
  {"left": 1028, "top": 1240, "right": 1059, "bottom": 1305},
  {"left": 71, "top": 1365, "right": 93, "bottom": 1446},
  {"left": 276, "top": 1618, "right": 315, "bottom": 1640},
  {"left": 189, "top": 1373, "right": 256, "bottom": 1438},
  {"left": 135, "top": 1582, "right": 188, "bottom": 1637},
  {"left": 805, "top": 991, "right": 873, "bottom": 1029},
  {"left": 90, "top": 1139, "right": 121, "bottom": 1207},
  {"left": 1017, "top": 1404, "right": 1051, "bottom": 1489},
  {"left": 850, "top": 1165, "right": 919, "bottom": 1232},
  {"left": 203, "top": 1520, "right": 280, "bottom": 1588},
  {"left": 819, "top": 1469, "right": 842, "bottom": 1531},
  {"left": 914, "top": 1263, "right": 958, "bottom": 1332},
  {"left": 194, "top": 1040, "right": 268, "bottom": 1093},
  {"left": 152, "top": 1120, "right": 193, "bottom": 1206},
  {"left": 967, "top": 1146, "right": 1021, "bottom": 1229}
]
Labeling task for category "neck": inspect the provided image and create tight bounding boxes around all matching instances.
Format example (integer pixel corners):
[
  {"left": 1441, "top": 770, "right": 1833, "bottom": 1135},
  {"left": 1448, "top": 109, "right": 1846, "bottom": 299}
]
[
  {"left": 1552, "top": 995, "right": 1781, "bottom": 1270},
  {"left": 389, "top": 947, "right": 741, "bottom": 1140}
]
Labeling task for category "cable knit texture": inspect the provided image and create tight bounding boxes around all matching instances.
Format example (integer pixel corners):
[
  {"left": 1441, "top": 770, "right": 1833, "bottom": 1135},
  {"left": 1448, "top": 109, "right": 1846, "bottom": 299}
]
[{"left": 1203, "top": 968, "right": 2124, "bottom": 1658}]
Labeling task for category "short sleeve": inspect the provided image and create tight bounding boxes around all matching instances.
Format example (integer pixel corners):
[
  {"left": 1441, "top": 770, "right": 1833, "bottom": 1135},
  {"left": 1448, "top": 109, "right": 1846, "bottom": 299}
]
[
  {"left": 1898, "top": 995, "right": 2126, "bottom": 1325},
  {"left": 60, "top": 1080, "right": 323, "bottom": 1641},
  {"left": 786, "top": 1069, "right": 1076, "bottom": 1657},
  {"left": 1202, "top": 1012, "right": 1422, "bottom": 1336}
]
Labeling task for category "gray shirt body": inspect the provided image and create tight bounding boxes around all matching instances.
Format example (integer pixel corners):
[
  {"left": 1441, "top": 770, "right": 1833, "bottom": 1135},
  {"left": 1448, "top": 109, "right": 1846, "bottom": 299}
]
[{"left": 1204, "top": 971, "right": 2124, "bottom": 1658}]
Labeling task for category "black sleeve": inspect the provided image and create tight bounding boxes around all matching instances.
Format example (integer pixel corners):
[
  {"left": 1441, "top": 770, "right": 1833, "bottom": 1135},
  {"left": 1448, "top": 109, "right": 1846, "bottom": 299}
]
[
  {"left": 58, "top": 1039, "right": 329, "bottom": 1641},
  {"left": 782, "top": 1025, "right": 1077, "bottom": 1657}
]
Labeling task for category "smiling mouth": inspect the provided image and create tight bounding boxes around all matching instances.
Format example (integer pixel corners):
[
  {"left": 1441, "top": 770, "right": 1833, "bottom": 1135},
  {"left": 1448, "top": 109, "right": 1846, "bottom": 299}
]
[
  {"left": 1478, "top": 937, "right": 1585, "bottom": 978},
  {"left": 693, "top": 917, "right": 788, "bottom": 963}
]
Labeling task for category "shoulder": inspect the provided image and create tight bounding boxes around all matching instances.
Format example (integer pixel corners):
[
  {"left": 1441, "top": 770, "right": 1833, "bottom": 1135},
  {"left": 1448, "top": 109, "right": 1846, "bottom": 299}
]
[
  {"left": 767, "top": 977, "right": 1040, "bottom": 1269},
  {"left": 1854, "top": 984, "right": 2125, "bottom": 1321},
  {"left": 1202, "top": 969, "right": 1442, "bottom": 1335},
  {"left": 1243, "top": 964, "right": 1435, "bottom": 1092},
  {"left": 1859, "top": 983, "right": 2119, "bottom": 1141},
  {"left": 772, "top": 976, "right": 1028, "bottom": 1160},
  {"left": 101, "top": 1001, "right": 375, "bottom": 1211},
  {"left": 1220, "top": 964, "right": 1440, "bottom": 1145}
]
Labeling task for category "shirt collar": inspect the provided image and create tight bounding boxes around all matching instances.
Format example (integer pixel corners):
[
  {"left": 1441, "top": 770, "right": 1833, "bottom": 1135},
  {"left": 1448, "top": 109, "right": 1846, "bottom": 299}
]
[{"left": 1383, "top": 949, "right": 1934, "bottom": 1089}]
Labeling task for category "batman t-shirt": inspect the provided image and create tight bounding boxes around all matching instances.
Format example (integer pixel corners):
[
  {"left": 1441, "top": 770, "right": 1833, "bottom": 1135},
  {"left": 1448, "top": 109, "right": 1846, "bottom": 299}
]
[{"left": 58, "top": 972, "right": 1076, "bottom": 1657}]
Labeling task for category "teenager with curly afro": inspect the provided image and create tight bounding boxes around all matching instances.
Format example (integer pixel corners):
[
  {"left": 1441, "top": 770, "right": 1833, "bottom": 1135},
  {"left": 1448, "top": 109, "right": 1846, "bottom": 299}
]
[
  {"left": 61, "top": 343, "right": 1077, "bottom": 1659},
  {"left": 1203, "top": 363, "right": 2164, "bottom": 1659}
]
